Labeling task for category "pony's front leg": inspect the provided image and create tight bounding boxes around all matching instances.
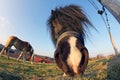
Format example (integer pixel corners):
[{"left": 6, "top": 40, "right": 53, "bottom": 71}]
[
  {"left": 5, "top": 49, "right": 10, "bottom": 59},
  {"left": 22, "top": 53, "right": 26, "bottom": 62},
  {"left": 17, "top": 51, "right": 24, "bottom": 61},
  {"left": 30, "top": 54, "right": 34, "bottom": 64}
]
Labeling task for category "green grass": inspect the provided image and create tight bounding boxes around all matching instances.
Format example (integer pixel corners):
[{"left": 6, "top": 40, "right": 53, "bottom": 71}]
[{"left": 0, "top": 56, "right": 120, "bottom": 80}]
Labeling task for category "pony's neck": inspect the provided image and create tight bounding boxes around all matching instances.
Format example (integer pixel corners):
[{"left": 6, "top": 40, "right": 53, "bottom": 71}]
[{"left": 56, "top": 31, "right": 80, "bottom": 47}]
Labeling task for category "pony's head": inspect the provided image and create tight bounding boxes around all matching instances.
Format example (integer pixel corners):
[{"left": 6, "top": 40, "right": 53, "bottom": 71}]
[
  {"left": 47, "top": 4, "right": 95, "bottom": 76},
  {"left": 28, "top": 44, "right": 34, "bottom": 57},
  {"left": 28, "top": 44, "right": 34, "bottom": 64},
  {"left": 30, "top": 47, "right": 34, "bottom": 56},
  {"left": 48, "top": 5, "right": 94, "bottom": 45}
]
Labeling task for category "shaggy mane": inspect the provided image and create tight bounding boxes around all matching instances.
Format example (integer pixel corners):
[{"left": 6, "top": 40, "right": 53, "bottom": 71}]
[{"left": 48, "top": 5, "right": 94, "bottom": 44}]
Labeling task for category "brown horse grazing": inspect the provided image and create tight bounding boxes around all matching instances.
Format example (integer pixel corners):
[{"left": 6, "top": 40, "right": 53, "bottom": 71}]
[
  {"left": 0, "top": 36, "right": 34, "bottom": 64},
  {"left": 48, "top": 5, "right": 95, "bottom": 76}
]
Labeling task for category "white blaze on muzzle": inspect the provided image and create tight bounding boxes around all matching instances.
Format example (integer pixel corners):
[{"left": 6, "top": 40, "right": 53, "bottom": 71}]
[{"left": 67, "top": 36, "right": 82, "bottom": 74}]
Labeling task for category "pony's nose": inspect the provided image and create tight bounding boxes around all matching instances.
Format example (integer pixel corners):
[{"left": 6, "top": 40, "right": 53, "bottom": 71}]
[{"left": 72, "top": 65, "right": 78, "bottom": 74}]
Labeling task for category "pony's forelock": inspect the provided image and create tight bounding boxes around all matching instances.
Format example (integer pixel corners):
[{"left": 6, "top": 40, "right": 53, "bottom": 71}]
[{"left": 47, "top": 4, "right": 95, "bottom": 45}]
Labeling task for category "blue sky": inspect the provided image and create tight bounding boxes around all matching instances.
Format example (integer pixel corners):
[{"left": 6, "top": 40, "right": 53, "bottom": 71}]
[{"left": 0, "top": 0, "right": 120, "bottom": 58}]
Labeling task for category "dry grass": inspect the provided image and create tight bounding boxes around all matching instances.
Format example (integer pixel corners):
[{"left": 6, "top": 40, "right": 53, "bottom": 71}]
[{"left": 0, "top": 55, "right": 120, "bottom": 80}]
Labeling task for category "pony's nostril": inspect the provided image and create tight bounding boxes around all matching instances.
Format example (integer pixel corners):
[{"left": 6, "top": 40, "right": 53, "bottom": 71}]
[{"left": 72, "top": 65, "right": 78, "bottom": 74}]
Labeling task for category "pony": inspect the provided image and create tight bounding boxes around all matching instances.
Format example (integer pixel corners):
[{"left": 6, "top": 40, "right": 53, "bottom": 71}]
[
  {"left": 0, "top": 36, "right": 34, "bottom": 64},
  {"left": 47, "top": 5, "right": 95, "bottom": 76}
]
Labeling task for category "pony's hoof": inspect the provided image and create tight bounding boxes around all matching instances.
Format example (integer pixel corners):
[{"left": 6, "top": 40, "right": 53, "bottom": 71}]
[
  {"left": 63, "top": 73, "right": 67, "bottom": 77},
  {"left": 0, "top": 54, "right": 2, "bottom": 57},
  {"left": 17, "top": 59, "right": 19, "bottom": 61},
  {"left": 31, "top": 62, "right": 33, "bottom": 64}
]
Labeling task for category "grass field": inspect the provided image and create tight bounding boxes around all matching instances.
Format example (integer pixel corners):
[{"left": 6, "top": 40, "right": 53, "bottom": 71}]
[{"left": 0, "top": 55, "right": 120, "bottom": 80}]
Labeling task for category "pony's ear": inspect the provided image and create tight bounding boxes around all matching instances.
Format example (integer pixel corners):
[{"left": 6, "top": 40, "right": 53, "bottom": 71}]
[{"left": 51, "top": 10, "right": 55, "bottom": 15}]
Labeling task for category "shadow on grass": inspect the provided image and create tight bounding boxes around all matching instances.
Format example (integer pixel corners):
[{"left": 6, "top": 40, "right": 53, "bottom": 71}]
[
  {"left": 0, "top": 71, "right": 22, "bottom": 80},
  {"left": 107, "top": 54, "right": 120, "bottom": 80}
]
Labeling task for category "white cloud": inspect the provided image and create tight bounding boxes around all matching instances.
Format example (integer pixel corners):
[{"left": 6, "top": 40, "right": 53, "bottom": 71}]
[
  {"left": 0, "top": 16, "right": 11, "bottom": 27},
  {"left": 0, "top": 16, "right": 15, "bottom": 44}
]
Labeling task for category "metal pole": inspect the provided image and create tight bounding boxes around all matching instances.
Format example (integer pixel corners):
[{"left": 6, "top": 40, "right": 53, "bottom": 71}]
[{"left": 108, "top": 28, "right": 119, "bottom": 55}]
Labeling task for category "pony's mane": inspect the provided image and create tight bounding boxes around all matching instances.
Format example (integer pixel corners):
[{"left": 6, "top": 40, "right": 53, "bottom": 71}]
[{"left": 48, "top": 5, "right": 94, "bottom": 44}]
